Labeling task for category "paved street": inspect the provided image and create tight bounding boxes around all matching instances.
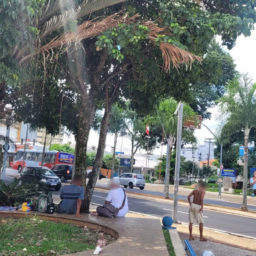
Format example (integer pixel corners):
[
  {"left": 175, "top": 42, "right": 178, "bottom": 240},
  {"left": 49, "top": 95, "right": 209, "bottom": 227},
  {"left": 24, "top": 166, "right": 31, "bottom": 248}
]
[
  {"left": 91, "top": 190, "right": 256, "bottom": 239},
  {"left": 4, "top": 168, "right": 256, "bottom": 238},
  {"left": 122, "top": 187, "right": 256, "bottom": 211}
]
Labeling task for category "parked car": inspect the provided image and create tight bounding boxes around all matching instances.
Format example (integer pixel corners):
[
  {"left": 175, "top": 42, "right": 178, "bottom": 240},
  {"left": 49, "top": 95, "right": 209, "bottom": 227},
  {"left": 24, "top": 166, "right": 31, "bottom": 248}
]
[
  {"left": 20, "top": 167, "right": 61, "bottom": 191},
  {"left": 52, "top": 164, "right": 72, "bottom": 181},
  {"left": 116, "top": 173, "right": 145, "bottom": 190},
  {"left": 208, "top": 179, "right": 217, "bottom": 184}
]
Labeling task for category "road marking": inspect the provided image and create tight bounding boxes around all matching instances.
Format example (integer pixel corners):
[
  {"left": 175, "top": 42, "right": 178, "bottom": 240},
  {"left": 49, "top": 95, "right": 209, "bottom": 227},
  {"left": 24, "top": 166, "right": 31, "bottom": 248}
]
[
  {"left": 163, "top": 208, "right": 208, "bottom": 218},
  {"left": 93, "top": 195, "right": 105, "bottom": 199}
]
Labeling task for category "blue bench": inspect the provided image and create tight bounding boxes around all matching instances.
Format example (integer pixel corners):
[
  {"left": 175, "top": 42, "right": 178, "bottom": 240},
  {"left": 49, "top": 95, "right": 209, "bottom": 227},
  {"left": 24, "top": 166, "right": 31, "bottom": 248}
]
[{"left": 184, "top": 240, "right": 197, "bottom": 256}]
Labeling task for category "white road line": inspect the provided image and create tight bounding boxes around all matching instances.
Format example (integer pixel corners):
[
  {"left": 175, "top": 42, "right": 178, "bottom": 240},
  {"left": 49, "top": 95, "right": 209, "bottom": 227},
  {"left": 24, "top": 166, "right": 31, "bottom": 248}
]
[{"left": 93, "top": 195, "right": 105, "bottom": 199}]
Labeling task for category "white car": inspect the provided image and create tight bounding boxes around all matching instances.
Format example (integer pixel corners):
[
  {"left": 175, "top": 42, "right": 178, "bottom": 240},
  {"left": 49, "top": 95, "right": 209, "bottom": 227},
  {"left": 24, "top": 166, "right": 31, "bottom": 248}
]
[{"left": 117, "top": 173, "right": 145, "bottom": 190}]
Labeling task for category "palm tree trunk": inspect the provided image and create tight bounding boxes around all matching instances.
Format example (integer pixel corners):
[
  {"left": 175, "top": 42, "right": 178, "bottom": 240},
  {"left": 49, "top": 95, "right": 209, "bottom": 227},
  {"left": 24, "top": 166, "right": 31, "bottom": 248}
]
[
  {"left": 111, "top": 131, "right": 118, "bottom": 178},
  {"left": 165, "top": 137, "right": 173, "bottom": 199},
  {"left": 130, "top": 136, "right": 134, "bottom": 172},
  {"left": 241, "top": 124, "right": 250, "bottom": 211}
]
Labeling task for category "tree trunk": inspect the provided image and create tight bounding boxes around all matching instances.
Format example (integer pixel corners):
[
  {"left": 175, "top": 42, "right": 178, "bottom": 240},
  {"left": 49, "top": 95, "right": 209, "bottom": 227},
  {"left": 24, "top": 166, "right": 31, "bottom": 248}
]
[
  {"left": 41, "top": 132, "right": 47, "bottom": 167},
  {"left": 130, "top": 136, "right": 134, "bottom": 172},
  {"left": 111, "top": 131, "right": 118, "bottom": 178},
  {"left": 0, "top": 144, "right": 3, "bottom": 174},
  {"left": 241, "top": 124, "right": 250, "bottom": 211},
  {"left": 74, "top": 99, "right": 96, "bottom": 177},
  {"left": 83, "top": 104, "right": 112, "bottom": 213},
  {"left": 165, "top": 137, "right": 173, "bottom": 199}
]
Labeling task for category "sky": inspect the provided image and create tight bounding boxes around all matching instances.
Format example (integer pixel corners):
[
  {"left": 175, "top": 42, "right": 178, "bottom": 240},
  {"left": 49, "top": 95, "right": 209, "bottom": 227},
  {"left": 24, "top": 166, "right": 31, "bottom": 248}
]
[{"left": 194, "top": 29, "right": 256, "bottom": 144}]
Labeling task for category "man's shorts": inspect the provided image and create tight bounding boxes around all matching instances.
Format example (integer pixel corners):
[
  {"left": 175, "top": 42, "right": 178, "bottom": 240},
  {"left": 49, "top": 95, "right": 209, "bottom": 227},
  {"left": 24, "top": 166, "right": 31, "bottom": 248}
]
[{"left": 189, "top": 203, "right": 204, "bottom": 224}]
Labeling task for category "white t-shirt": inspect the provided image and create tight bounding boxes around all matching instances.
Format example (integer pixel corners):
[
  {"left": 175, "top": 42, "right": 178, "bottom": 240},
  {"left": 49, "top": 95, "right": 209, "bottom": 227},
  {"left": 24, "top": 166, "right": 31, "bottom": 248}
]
[{"left": 105, "top": 187, "right": 128, "bottom": 217}]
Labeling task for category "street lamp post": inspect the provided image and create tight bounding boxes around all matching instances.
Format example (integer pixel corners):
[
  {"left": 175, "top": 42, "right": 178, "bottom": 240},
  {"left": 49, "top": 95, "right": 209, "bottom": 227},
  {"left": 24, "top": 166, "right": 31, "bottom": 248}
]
[
  {"left": 173, "top": 102, "right": 183, "bottom": 223},
  {"left": 201, "top": 123, "right": 223, "bottom": 199}
]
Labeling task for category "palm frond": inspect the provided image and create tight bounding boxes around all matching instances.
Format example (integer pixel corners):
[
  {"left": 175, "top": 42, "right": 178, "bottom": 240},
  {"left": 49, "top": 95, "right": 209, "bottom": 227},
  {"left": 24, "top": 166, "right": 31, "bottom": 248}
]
[
  {"left": 40, "top": 0, "right": 126, "bottom": 38},
  {"left": 41, "top": 7, "right": 81, "bottom": 38},
  {"left": 21, "top": 13, "right": 201, "bottom": 71}
]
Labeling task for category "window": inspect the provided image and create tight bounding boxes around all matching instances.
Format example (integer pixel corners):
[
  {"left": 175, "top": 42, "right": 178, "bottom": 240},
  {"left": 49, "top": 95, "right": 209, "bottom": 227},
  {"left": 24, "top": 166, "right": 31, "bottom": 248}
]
[{"left": 22, "top": 167, "right": 35, "bottom": 176}]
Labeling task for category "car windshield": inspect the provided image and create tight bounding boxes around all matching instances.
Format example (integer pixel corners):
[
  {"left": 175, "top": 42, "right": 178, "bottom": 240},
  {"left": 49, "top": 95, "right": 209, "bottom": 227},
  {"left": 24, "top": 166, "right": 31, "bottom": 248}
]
[{"left": 38, "top": 168, "right": 56, "bottom": 176}]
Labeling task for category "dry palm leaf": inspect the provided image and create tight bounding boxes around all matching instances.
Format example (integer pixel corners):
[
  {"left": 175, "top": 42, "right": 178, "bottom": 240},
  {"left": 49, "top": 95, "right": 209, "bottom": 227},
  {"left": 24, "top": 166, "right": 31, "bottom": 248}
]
[{"left": 21, "top": 13, "right": 201, "bottom": 72}]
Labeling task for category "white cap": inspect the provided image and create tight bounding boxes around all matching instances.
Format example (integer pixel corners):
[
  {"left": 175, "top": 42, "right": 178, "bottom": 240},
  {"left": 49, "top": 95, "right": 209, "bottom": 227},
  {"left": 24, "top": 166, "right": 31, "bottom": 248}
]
[{"left": 109, "top": 178, "right": 120, "bottom": 186}]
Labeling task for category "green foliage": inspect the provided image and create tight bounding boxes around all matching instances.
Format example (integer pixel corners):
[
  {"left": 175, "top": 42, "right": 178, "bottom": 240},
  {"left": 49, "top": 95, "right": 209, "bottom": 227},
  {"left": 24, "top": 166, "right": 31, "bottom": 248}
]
[
  {"left": 0, "top": 0, "right": 45, "bottom": 85},
  {"left": 108, "top": 103, "right": 126, "bottom": 135},
  {"left": 103, "top": 154, "right": 120, "bottom": 170},
  {"left": 50, "top": 144, "right": 75, "bottom": 154},
  {"left": 0, "top": 179, "right": 39, "bottom": 206},
  {"left": 219, "top": 77, "right": 256, "bottom": 131},
  {"left": 162, "top": 229, "right": 175, "bottom": 256},
  {"left": 147, "top": 97, "right": 196, "bottom": 145},
  {"left": 86, "top": 152, "right": 96, "bottom": 167}
]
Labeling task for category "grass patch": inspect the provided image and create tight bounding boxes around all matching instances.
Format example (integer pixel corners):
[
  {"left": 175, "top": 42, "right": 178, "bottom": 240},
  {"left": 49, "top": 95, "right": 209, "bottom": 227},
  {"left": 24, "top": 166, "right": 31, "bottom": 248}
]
[
  {"left": 163, "top": 229, "right": 175, "bottom": 256},
  {"left": 0, "top": 217, "right": 112, "bottom": 256}
]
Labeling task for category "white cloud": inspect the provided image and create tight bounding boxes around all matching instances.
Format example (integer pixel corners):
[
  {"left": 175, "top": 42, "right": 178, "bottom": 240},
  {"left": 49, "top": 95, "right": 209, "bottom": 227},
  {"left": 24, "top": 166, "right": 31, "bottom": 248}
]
[{"left": 195, "top": 29, "right": 256, "bottom": 143}]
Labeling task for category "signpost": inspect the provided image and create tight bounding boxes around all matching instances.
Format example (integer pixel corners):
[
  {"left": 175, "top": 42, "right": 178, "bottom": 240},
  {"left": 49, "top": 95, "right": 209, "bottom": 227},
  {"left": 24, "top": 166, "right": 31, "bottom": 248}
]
[{"left": 221, "top": 168, "right": 237, "bottom": 177}]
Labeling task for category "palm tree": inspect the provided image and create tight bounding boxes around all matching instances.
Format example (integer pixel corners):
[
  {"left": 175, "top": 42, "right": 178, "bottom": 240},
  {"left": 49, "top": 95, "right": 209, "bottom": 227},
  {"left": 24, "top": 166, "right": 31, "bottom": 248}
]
[
  {"left": 220, "top": 76, "right": 256, "bottom": 211},
  {"left": 155, "top": 98, "right": 196, "bottom": 198}
]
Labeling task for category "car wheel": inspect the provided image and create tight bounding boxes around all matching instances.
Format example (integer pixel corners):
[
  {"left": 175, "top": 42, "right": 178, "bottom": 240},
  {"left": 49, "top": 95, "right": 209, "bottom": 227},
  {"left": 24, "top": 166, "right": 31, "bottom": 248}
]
[
  {"left": 139, "top": 187, "right": 144, "bottom": 190},
  {"left": 60, "top": 176, "right": 65, "bottom": 182},
  {"left": 124, "top": 185, "right": 128, "bottom": 188},
  {"left": 129, "top": 182, "right": 134, "bottom": 189},
  {"left": 18, "top": 166, "right": 22, "bottom": 173}
]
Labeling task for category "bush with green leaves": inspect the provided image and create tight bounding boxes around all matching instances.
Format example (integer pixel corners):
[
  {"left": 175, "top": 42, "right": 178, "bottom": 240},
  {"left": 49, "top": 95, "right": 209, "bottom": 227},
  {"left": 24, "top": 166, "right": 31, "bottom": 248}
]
[{"left": 0, "top": 179, "right": 40, "bottom": 206}]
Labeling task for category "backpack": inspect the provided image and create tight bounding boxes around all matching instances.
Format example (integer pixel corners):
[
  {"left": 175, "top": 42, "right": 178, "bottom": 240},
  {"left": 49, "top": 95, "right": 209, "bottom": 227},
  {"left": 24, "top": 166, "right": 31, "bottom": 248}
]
[
  {"left": 96, "top": 189, "right": 126, "bottom": 218},
  {"left": 37, "top": 192, "right": 54, "bottom": 214}
]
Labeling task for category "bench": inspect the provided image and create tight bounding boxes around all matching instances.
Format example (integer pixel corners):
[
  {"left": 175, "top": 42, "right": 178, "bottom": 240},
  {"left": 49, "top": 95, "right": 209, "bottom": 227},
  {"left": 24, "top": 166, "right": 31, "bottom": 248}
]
[{"left": 184, "top": 240, "right": 197, "bottom": 256}]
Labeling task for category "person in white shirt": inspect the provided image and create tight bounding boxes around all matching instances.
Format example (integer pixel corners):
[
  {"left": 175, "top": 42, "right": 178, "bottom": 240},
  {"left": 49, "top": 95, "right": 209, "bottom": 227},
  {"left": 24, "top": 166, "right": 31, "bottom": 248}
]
[
  {"left": 91, "top": 179, "right": 128, "bottom": 217},
  {"left": 105, "top": 179, "right": 128, "bottom": 217}
]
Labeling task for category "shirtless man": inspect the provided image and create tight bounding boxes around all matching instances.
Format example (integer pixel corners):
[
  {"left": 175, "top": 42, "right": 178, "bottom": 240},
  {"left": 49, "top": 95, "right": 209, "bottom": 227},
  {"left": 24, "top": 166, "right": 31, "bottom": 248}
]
[{"left": 187, "top": 181, "right": 207, "bottom": 241}]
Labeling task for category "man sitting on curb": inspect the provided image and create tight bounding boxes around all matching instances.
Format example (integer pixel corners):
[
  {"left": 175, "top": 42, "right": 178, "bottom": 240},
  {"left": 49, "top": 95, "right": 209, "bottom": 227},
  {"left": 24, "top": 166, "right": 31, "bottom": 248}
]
[
  {"left": 92, "top": 179, "right": 128, "bottom": 218},
  {"left": 187, "top": 181, "right": 207, "bottom": 241},
  {"left": 57, "top": 174, "right": 84, "bottom": 217}
]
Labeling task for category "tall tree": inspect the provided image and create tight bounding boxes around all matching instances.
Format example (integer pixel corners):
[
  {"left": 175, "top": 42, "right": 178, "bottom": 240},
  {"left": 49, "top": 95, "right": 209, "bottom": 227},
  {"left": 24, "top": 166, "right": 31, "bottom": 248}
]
[
  {"left": 153, "top": 98, "right": 196, "bottom": 198},
  {"left": 108, "top": 104, "right": 126, "bottom": 176},
  {"left": 219, "top": 76, "right": 256, "bottom": 211}
]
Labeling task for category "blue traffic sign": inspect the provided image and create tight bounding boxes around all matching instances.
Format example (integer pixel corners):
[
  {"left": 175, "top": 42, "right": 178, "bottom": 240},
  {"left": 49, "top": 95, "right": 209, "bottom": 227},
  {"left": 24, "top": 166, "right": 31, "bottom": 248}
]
[
  {"left": 115, "top": 152, "right": 124, "bottom": 155},
  {"left": 221, "top": 169, "right": 236, "bottom": 177}
]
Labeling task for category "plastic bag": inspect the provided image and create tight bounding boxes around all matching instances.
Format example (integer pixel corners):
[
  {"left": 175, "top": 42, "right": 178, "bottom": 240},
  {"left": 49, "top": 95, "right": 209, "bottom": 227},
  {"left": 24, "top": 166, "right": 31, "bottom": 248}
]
[{"left": 203, "top": 251, "right": 215, "bottom": 256}]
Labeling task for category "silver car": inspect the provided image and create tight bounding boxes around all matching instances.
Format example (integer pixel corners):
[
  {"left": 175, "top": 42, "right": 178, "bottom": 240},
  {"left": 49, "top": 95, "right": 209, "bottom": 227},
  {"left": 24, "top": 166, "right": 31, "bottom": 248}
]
[{"left": 118, "top": 173, "right": 145, "bottom": 190}]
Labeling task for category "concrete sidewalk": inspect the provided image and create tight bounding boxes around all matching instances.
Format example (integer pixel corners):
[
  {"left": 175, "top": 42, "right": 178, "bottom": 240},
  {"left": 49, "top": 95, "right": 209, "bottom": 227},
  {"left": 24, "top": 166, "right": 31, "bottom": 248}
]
[{"left": 59, "top": 211, "right": 169, "bottom": 256}]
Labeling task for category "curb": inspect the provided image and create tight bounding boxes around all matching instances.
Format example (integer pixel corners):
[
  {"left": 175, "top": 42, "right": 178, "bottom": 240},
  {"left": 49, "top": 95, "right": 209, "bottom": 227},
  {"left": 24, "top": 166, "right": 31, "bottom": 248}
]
[{"left": 169, "top": 229, "right": 186, "bottom": 256}]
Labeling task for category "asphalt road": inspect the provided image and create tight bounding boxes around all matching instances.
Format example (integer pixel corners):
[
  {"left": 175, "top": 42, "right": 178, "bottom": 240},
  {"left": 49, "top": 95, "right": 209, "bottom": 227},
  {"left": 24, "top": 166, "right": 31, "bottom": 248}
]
[
  {"left": 91, "top": 190, "right": 256, "bottom": 238},
  {"left": 119, "top": 187, "right": 256, "bottom": 211},
  {"left": 5, "top": 168, "right": 256, "bottom": 211},
  {"left": 4, "top": 168, "right": 256, "bottom": 238}
]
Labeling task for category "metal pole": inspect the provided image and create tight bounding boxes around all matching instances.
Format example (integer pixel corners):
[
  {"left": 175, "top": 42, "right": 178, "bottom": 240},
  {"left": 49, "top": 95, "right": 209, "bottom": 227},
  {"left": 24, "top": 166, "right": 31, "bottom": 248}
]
[
  {"left": 1, "top": 121, "right": 10, "bottom": 180},
  {"left": 218, "top": 144, "right": 223, "bottom": 199},
  {"left": 220, "top": 144, "right": 223, "bottom": 166},
  {"left": 165, "top": 141, "right": 170, "bottom": 198},
  {"left": 173, "top": 103, "right": 183, "bottom": 223},
  {"left": 22, "top": 124, "right": 29, "bottom": 170}
]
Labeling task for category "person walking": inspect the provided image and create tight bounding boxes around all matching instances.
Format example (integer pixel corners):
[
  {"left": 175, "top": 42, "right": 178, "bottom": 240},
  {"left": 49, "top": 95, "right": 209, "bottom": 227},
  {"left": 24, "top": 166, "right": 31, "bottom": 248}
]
[{"left": 187, "top": 181, "right": 207, "bottom": 241}]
